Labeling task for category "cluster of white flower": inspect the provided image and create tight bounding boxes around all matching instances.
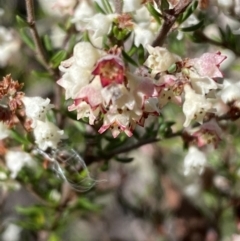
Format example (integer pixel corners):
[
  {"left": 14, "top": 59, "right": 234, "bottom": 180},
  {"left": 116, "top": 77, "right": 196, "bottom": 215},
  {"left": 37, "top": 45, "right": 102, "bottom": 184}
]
[
  {"left": 46, "top": 0, "right": 161, "bottom": 48},
  {"left": 22, "top": 96, "right": 66, "bottom": 150},
  {"left": 57, "top": 39, "right": 228, "bottom": 143},
  {"left": 58, "top": 41, "right": 159, "bottom": 137}
]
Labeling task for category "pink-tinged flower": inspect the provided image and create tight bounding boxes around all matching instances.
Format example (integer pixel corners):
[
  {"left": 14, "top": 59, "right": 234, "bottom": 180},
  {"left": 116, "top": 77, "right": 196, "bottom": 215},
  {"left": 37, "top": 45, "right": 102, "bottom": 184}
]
[
  {"left": 68, "top": 101, "right": 101, "bottom": 125},
  {"left": 183, "top": 85, "right": 214, "bottom": 127},
  {"left": 92, "top": 55, "right": 125, "bottom": 87},
  {"left": 68, "top": 77, "right": 102, "bottom": 124},
  {"left": 72, "top": 76, "right": 102, "bottom": 108},
  {"left": 57, "top": 65, "right": 91, "bottom": 99},
  {"left": 157, "top": 75, "right": 183, "bottom": 108},
  {"left": 191, "top": 119, "right": 222, "bottom": 148},
  {"left": 98, "top": 108, "right": 136, "bottom": 138},
  {"left": 185, "top": 52, "right": 226, "bottom": 78}
]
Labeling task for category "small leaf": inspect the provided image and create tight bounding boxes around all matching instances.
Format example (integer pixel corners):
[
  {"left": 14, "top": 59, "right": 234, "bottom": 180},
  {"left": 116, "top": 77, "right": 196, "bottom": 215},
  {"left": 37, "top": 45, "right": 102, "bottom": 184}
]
[
  {"left": 82, "top": 30, "right": 91, "bottom": 42},
  {"left": 115, "top": 156, "right": 134, "bottom": 163},
  {"left": 31, "top": 70, "right": 51, "bottom": 78},
  {"left": 181, "top": 19, "right": 204, "bottom": 32},
  {"left": 50, "top": 50, "right": 67, "bottom": 68},
  {"left": 20, "top": 29, "right": 35, "bottom": 50},
  {"left": 146, "top": 3, "right": 162, "bottom": 25},
  {"left": 76, "top": 198, "right": 100, "bottom": 211},
  {"left": 94, "top": 1, "right": 106, "bottom": 14},
  {"left": 16, "top": 15, "right": 28, "bottom": 28},
  {"left": 178, "top": 1, "right": 198, "bottom": 23},
  {"left": 10, "top": 130, "right": 31, "bottom": 146},
  {"left": 122, "top": 50, "right": 138, "bottom": 67},
  {"left": 43, "top": 35, "right": 53, "bottom": 52},
  {"left": 101, "top": 0, "right": 113, "bottom": 13},
  {"left": 138, "top": 44, "right": 145, "bottom": 65},
  {"left": 160, "top": 0, "right": 169, "bottom": 11},
  {"left": 127, "top": 45, "right": 138, "bottom": 56}
]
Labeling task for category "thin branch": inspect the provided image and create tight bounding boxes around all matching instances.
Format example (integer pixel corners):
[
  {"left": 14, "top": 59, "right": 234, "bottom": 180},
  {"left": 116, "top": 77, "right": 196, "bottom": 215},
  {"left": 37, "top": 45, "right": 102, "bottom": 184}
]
[
  {"left": 114, "top": 0, "right": 123, "bottom": 14},
  {"left": 152, "top": 0, "right": 192, "bottom": 47},
  {"left": 194, "top": 30, "right": 240, "bottom": 57},
  {"left": 105, "top": 137, "right": 160, "bottom": 159},
  {"left": 25, "top": 0, "right": 55, "bottom": 75}
]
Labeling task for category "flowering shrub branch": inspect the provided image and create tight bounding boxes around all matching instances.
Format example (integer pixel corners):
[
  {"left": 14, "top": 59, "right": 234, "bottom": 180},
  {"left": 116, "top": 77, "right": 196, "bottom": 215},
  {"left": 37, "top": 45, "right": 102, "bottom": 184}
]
[{"left": 2, "top": 0, "right": 240, "bottom": 240}]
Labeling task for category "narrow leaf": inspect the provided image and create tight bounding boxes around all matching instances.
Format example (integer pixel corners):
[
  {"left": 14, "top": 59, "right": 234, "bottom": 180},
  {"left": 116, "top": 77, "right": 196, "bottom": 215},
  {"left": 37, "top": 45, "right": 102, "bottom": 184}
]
[
  {"left": 181, "top": 19, "right": 204, "bottom": 32},
  {"left": 122, "top": 50, "right": 138, "bottom": 67},
  {"left": 146, "top": 3, "right": 161, "bottom": 25},
  {"left": 20, "top": 29, "right": 35, "bottom": 50},
  {"left": 16, "top": 15, "right": 28, "bottom": 28},
  {"left": 50, "top": 50, "right": 67, "bottom": 68}
]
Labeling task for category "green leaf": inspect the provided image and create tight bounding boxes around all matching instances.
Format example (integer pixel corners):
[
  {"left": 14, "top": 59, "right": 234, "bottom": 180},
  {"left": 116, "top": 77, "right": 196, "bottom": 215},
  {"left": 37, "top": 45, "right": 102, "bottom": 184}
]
[
  {"left": 82, "top": 31, "right": 91, "bottom": 42},
  {"left": 16, "top": 15, "right": 28, "bottom": 28},
  {"left": 181, "top": 19, "right": 204, "bottom": 32},
  {"left": 160, "top": 0, "right": 169, "bottom": 11},
  {"left": 16, "top": 206, "right": 42, "bottom": 216},
  {"left": 10, "top": 130, "right": 31, "bottom": 146},
  {"left": 122, "top": 50, "right": 138, "bottom": 67},
  {"left": 76, "top": 198, "right": 100, "bottom": 212},
  {"left": 50, "top": 50, "right": 67, "bottom": 68},
  {"left": 115, "top": 156, "right": 134, "bottom": 163},
  {"left": 43, "top": 34, "right": 53, "bottom": 52},
  {"left": 94, "top": 1, "right": 106, "bottom": 14},
  {"left": 167, "top": 63, "right": 177, "bottom": 74},
  {"left": 178, "top": 1, "right": 198, "bottom": 23},
  {"left": 31, "top": 70, "right": 51, "bottom": 78},
  {"left": 146, "top": 3, "right": 161, "bottom": 25},
  {"left": 101, "top": 0, "right": 113, "bottom": 13},
  {"left": 137, "top": 44, "right": 145, "bottom": 65},
  {"left": 127, "top": 45, "right": 138, "bottom": 56},
  {"left": 20, "top": 29, "right": 35, "bottom": 50}
]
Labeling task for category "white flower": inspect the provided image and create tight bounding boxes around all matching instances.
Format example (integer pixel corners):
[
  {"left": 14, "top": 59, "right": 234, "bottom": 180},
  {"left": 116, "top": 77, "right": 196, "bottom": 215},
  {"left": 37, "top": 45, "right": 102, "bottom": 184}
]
[
  {"left": 33, "top": 120, "right": 67, "bottom": 150},
  {"left": 0, "top": 122, "right": 9, "bottom": 140},
  {"left": 73, "top": 42, "right": 100, "bottom": 69},
  {"left": 58, "top": 64, "right": 91, "bottom": 99},
  {"left": 220, "top": 82, "right": 240, "bottom": 104},
  {"left": 5, "top": 151, "right": 34, "bottom": 179},
  {"left": 183, "top": 85, "right": 213, "bottom": 127},
  {"left": 189, "top": 71, "right": 219, "bottom": 95},
  {"left": 133, "top": 25, "right": 155, "bottom": 47},
  {"left": 72, "top": 0, "right": 95, "bottom": 30},
  {"left": 22, "top": 96, "right": 54, "bottom": 126},
  {"left": 183, "top": 146, "right": 207, "bottom": 176},
  {"left": 86, "top": 13, "right": 115, "bottom": 38},
  {"left": 145, "top": 45, "right": 181, "bottom": 75},
  {"left": 0, "top": 27, "right": 20, "bottom": 67},
  {"left": 39, "top": 0, "right": 77, "bottom": 16},
  {"left": 58, "top": 42, "right": 102, "bottom": 99},
  {"left": 123, "top": 0, "right": 142, "bottom": 12},
  {"left": 1, "top": 223, "right": 22, "bottom": 241}
]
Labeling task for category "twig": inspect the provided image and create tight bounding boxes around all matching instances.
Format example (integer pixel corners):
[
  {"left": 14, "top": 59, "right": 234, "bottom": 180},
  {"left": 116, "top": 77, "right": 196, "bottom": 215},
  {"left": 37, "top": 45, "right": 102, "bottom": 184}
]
[
  {"left": 114, "top": 0, "right": 123, "bottom": 14},
  {"left": 25, "top": 0, "right": 55, "bottom": 75},
  {"left": 105, "top": 137, "right": 160, "bottom": 159},
  {"left": 152, "top": 0, "right": 192, "bottom": 47},
  {"left": 194, "top": 30, "right": 240, "bottom": 57}
]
